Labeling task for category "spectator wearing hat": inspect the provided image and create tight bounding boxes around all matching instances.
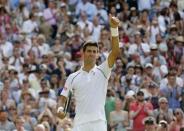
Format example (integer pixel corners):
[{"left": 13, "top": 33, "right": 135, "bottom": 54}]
[
  {"left": 169, "top": 24, "right": 178, "bottom": 37},
  {"left": 157, "top": 120, "right": 168, "bottom": 131},
  {"left": 56, "top": 2, "right": 68, "bottom": 23},
  {"left": 143, "top": 116, "right": 157, "bottom": 131},
  {"left": 153, "top": 97, "right": 174, "bottom": 124},
  {"left": 130, "top": 90, "right": 153, "bottom": 131},
  {"left": 144, "top": 43, "right": 167, "bottom": 66},
  {"left": 129, "top": 7, "right": 138, "bottom": 24},
  {"left": 0, "top": 106, "right": 15, "bottom": 130},
  {"left": 123, "top": 90, "right": 136, "bottom": 112},
  {"left": 143, "top": 63, "right": 159, "bottom": 85}
]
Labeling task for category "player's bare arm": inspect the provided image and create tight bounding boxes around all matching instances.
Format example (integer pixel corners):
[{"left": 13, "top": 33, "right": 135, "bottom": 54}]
[
  {"left": 108, "top": 14, "right": 121, "bottom": 68},
  {"left": 57, "top": 95, "right": 68, "bottom": 119}
]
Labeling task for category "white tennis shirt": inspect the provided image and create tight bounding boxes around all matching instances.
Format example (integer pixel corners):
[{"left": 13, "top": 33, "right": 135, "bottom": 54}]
[{"left": 60, "top": 60, "right": 112, "bottom": 125}]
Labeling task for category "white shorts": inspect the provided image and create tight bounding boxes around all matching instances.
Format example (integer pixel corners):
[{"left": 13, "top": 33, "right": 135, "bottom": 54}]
[{"left": 72, "top": 120, "right": 107, "bottom": 131}]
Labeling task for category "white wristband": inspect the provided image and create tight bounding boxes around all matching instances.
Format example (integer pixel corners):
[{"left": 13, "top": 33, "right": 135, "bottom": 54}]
[{"left": 111, "top": 27, "right": 119, "bottom": 37}]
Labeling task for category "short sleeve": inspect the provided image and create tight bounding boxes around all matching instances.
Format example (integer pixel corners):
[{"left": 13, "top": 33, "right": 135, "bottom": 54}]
[
  {"left": 59, "top": 75, "right": 73, "bottom": 97},
  {"left": 98, "top": 59, "right": 112, "bottom": 79}
]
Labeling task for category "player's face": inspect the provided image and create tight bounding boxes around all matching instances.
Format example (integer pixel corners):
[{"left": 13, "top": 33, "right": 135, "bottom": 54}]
[{"left": 83, "top": 46, "right": 98, "bottom": 65}]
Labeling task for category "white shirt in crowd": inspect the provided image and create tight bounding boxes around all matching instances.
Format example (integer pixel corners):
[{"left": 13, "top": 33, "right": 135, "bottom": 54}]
[
  {"left": 22, "top": 19, "right": 38, "bottom": 34},
  {"left": 76, "top": 1, "right": 97, "bottom": 21},
  {"left": 61, "top": 60, "right": 112, "bottom": 125},
  {"left": 138, "top": 0, "right": 154, "bottom": 11},
  {"left": 0, "top": 41, "right": 13, "bottom": 57}
]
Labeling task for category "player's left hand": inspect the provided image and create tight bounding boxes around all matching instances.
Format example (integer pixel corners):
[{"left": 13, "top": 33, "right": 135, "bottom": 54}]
[{"left": 109, "top": 14, "right": 120, "bottom": 28}]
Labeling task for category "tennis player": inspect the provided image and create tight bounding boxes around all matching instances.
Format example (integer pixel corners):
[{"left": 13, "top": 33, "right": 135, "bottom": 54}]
[{"left": 58, "top": 15, "right": 120, "bottom": 131}]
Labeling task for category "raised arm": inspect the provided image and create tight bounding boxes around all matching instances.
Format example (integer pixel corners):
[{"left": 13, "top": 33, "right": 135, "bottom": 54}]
[{"left": 108, "top": 15, "right": 121, "bottom": 68}]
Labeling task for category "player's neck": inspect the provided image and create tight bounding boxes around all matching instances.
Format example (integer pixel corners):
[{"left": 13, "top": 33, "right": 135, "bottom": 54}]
[{"left": 82, "top": 63, "right": 95, "bottom": 72}]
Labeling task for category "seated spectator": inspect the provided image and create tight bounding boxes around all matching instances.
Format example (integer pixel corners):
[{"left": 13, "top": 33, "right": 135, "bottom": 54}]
[{"left": 153, "top": 97, "right": 173, "bottom": 124}]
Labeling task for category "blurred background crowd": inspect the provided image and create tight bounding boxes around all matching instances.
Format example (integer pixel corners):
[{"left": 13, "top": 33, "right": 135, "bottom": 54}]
[{"left": 0, "top": 0, "right": 184, "bottom": 131}]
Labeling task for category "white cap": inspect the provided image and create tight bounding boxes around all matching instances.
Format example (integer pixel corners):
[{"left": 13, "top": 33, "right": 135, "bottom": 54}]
[
  {"left": 150, "top": 44, "right": 158, "bottom": 50},
  {"left": 126, "top": 90, "right": 135, "bottom": 97},
  {"left": 60, "top": 3, "right": 66, "bottom": 7},
  {"left": 145, "top": 63, "right": 153, "bottom": 68}
]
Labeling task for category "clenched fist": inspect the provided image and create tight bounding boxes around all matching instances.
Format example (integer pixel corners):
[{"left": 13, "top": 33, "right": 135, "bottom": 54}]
[{"left": 109, "top": 14, "right": 120, "bottom": 28}]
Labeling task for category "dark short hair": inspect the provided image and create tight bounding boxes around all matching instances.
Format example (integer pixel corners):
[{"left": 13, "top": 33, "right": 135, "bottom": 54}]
[
  {"left": 137, "top": 90, "right": 144, "bottom": 96},
  {"left": 82, "top": 41, "right": 98, "bottom": 52},
  {"left": 145, "top": 119, "right": 154, "bottom": 125}
]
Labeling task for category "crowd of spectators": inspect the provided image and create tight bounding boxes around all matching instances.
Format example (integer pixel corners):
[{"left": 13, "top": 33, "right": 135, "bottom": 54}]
[{"left": 0, "top": 0, "right": 184, "bottom": 131}]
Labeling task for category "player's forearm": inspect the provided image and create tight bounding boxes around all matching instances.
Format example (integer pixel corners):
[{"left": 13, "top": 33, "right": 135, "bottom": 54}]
[
  {"left": 111, "top": 35, "right": 120, "bottom": 57},
  {"left": 57, "top": 95, "right": 68, "bottom": 119},
  {"left": 59, "top": 95, "right": 67, "bottom": 107}
]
